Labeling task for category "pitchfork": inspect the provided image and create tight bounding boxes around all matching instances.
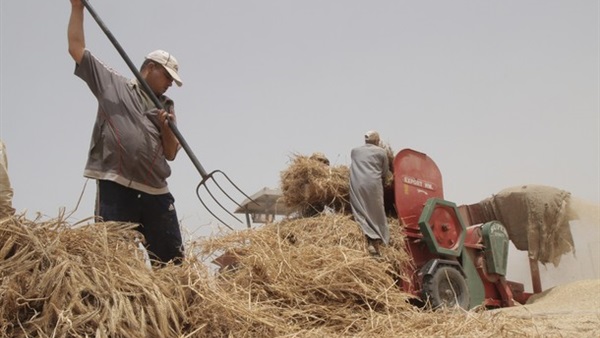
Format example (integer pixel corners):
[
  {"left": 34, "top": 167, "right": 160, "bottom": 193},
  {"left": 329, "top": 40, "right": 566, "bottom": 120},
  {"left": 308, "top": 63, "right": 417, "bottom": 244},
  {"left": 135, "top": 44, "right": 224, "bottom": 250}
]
[{"left": 82, "top": 0, "right": 254, "bottom": 229}]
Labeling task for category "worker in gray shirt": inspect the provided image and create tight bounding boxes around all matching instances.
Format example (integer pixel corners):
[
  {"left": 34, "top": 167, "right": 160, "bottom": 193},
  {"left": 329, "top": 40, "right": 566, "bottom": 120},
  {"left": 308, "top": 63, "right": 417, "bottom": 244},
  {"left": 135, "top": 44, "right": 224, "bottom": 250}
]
[
  {"left": 350, "top": 130, "right": 389, "bottom": 257},
  {"left": 68, "top": 0, "right": 184, "bottom": 265}
]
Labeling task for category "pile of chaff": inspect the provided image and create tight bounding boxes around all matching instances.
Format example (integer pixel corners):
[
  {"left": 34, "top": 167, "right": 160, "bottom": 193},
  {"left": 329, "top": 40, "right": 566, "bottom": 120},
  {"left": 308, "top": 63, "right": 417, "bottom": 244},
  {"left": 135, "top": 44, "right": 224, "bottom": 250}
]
[{"left": 0, "top": 214, "right": 541, "bottom": 337}]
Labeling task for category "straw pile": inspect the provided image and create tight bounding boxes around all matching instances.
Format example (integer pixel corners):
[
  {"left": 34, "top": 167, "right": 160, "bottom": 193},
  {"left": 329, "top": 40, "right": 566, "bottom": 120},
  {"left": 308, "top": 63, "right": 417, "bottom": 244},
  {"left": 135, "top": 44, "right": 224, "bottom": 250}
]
[
  {"left": 280, "top": 154, "right": 351, "bottom": 216},
  {"left": 0, "top": 215, "right": 191, "bottom": 337},
  {"left": 1, "top": 213, "right": 598, "bottom": 337}
]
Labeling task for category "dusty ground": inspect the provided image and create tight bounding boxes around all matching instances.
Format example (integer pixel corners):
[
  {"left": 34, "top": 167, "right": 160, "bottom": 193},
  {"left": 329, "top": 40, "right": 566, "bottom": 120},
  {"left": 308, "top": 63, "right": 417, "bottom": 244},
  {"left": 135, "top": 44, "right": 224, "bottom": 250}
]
[{"left": 495, "top": 279, "right": 600, "bottom": 337}]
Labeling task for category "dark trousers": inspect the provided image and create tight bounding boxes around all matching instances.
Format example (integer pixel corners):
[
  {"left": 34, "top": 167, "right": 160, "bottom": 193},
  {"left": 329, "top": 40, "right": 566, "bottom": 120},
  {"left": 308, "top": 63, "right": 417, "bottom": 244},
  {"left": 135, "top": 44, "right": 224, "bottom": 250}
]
[{"left": 95, "top": 180, "right": 184, "bottom": 264}]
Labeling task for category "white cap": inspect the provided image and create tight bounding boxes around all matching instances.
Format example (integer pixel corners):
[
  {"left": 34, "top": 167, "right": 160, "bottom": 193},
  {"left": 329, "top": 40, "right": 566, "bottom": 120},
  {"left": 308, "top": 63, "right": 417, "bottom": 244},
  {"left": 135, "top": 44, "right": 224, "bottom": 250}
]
[
  {"left": 145, "top": 50, "right": 183, "bottom": 87},
  {"left": 364, "top": 130, "right": 380, "bottom": 144}
]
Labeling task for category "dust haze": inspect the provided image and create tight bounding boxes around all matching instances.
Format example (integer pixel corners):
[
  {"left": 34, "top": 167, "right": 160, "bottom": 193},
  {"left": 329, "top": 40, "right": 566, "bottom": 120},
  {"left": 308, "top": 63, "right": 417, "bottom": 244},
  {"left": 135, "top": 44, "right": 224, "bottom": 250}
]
[{"left": 507, "top": 196, "right": 600, "bottom": 291}]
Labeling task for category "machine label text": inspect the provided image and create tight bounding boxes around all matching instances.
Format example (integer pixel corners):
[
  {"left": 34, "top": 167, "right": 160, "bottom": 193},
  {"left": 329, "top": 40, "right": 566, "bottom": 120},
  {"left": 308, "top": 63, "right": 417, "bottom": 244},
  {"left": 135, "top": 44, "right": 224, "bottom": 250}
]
[{"left": 402, "top": 175, "right": 436, "bottom": 191}]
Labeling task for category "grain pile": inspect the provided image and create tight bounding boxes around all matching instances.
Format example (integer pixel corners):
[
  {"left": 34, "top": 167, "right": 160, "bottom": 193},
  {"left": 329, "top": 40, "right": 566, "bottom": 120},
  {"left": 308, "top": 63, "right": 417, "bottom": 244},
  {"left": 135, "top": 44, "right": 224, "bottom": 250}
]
[
  {"left": 6, "top": 214, "right": 593, "bottom": 337},
  {"left": 496, "top": 279, "right": 600, "bottom": 337}
]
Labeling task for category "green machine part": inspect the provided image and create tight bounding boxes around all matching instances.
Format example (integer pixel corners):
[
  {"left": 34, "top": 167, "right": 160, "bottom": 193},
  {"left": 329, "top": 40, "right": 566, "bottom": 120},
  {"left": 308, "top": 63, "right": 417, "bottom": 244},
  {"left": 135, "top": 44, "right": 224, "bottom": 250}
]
[
  {"left": 418, "top": 198, "right": 485, "bottom": 309},
  {"left": 481, "top": 221, "right": 510, "bottom": 276},
  {"left": 418, "top": 198, "right": 466, "bottom": 257},
  {"left": 460, "top": 252, "right": 485, "bottom": 309}
]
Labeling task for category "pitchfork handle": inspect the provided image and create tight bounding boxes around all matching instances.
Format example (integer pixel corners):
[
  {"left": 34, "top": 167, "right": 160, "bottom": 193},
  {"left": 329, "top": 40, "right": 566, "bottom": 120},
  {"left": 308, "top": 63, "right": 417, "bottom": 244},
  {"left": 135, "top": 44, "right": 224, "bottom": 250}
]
[{"left": 81, "top": 0, "right": 209, "bottom": 179}]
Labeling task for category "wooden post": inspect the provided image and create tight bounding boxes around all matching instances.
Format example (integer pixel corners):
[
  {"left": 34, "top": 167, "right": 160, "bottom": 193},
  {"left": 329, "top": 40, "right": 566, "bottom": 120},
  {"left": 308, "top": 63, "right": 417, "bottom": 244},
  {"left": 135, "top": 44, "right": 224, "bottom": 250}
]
[{"left": 529, "top": 257, "right": 542, "bottom": 293}]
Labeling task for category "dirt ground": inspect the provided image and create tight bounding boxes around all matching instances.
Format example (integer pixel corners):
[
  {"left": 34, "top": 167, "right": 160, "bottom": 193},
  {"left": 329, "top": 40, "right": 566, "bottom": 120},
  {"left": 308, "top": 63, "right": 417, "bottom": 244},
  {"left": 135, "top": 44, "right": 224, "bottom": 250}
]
[{"left": 495, "top": 279, "right": 600, "bottom": 337}]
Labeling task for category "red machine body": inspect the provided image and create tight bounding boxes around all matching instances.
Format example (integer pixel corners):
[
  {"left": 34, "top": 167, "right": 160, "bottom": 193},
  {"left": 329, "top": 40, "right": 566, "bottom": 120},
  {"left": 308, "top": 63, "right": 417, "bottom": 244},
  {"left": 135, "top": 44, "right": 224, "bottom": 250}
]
[{"left": 393, "top": 149, "right": 531, "bottom": 308}]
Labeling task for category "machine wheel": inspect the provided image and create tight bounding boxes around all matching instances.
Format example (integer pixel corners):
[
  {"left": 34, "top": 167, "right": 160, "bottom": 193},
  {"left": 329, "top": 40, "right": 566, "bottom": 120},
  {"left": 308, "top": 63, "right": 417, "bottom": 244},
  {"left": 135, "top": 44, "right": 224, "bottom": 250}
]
[{"left": 422, "top": 266, "right": 470, "bottom": 310}]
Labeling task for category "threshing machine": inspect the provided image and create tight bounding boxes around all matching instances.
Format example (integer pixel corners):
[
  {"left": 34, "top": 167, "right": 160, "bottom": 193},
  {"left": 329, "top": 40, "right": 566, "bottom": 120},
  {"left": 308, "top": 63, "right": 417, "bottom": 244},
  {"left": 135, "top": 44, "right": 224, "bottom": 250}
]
[{"left": 393, "top": 149, "right": 532, "bottom": 309}]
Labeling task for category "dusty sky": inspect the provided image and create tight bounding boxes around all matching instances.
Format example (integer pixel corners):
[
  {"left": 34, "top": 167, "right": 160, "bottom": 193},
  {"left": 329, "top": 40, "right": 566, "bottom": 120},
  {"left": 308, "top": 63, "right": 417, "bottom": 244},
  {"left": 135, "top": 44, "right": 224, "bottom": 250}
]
[{"left": 1, "top": 0, "right": 598, "bottom": 270}]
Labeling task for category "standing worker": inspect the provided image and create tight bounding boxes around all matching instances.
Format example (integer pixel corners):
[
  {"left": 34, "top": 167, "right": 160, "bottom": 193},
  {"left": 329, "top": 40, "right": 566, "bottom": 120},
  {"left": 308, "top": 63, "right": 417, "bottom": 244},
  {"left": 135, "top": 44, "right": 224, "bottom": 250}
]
[
  {"left": 349, "top": 130, "right": 390, "bottom": 256},
  {"left": 0, "top": 140, "right": 15, "bottom": 219},
  {"left": 68, "top": 0, "right": 184, "bottom": 265}
]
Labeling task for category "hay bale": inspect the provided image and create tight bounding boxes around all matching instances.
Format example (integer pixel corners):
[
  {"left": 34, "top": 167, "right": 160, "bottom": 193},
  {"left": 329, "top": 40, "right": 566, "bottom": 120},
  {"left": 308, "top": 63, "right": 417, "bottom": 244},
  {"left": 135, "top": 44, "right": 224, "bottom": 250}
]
[{"left": 280, "top": 154, "right": 351, "bottom": 216}]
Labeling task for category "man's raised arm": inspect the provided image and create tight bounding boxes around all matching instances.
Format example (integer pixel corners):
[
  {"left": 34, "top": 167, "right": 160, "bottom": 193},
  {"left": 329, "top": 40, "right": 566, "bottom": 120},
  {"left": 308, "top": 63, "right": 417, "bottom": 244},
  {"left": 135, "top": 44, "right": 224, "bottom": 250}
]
[{"left": 68, "top": 0, "right": 85, "bottom": 64}]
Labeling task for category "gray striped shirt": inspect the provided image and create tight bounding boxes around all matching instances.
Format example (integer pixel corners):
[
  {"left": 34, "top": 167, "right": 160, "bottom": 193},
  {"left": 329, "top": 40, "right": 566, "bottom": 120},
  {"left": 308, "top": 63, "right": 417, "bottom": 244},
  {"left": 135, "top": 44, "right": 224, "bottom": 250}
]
[{"left": 75, "top": 50, "right": 174, "bottom": 195}]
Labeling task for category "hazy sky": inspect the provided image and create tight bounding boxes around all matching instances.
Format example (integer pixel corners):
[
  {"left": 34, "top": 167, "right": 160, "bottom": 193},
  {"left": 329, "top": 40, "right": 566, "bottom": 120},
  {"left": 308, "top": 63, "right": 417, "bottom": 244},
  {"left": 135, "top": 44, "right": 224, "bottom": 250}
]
[{"left": 1, "top": 1, "right": 598, "bottom": 244}]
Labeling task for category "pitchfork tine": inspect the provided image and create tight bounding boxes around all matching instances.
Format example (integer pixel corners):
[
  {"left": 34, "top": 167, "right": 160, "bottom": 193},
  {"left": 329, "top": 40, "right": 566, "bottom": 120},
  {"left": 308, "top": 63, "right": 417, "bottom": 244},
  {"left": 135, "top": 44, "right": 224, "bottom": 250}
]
[
  {"left": 196, "top": 185, "right": 235, "bottom": 231},
  {"left": 210, "top": 170, "right": 256, "bottom": 208},
  {"left": 196, "top": 170, "right": 259, "bottom": 227},
  {"left": 196, "top": 179, "right": 243, "bottom": 224}
]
